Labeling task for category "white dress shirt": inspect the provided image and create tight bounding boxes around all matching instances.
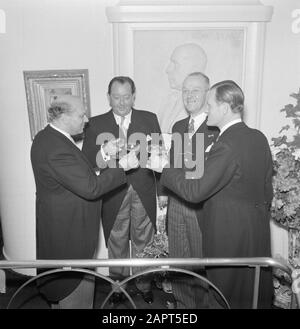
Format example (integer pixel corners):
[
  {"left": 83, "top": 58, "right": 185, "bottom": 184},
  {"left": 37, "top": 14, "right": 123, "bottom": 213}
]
[
  {"left": 113, "top": 111, "right": 132, "bottom": 131},
  {"left": 101, "top": 111, "right": 133, "bottom": 161}
]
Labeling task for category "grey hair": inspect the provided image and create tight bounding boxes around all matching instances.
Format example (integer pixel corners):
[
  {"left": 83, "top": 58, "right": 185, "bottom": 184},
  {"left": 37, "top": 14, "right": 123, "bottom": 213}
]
[
  {"left": 47, "top": 98, "right": 73, "bottom": 122},
  {"left": 186, "top": 72, "right": 210, "bottom": 88}
]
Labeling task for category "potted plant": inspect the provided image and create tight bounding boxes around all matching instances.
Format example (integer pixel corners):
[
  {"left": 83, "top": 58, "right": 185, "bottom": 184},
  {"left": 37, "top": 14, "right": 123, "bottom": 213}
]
[
  {"left": 136, "top": 211, "right": 174, "bottom": 295},
  {"left": 271, "top": 88, "right": 300, "bottom": 309},
  {"left": 271, "top": 88, "right": 300, "bottom": 269}
]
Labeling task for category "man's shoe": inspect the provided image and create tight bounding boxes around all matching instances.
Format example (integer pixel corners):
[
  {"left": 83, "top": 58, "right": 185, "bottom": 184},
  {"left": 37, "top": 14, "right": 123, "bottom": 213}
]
[
  {"left": 141, "top": 291, "right": 153, "bottom": 304},
  {"left": 109, "top": 292, "right": 125, "bottom": 306}
]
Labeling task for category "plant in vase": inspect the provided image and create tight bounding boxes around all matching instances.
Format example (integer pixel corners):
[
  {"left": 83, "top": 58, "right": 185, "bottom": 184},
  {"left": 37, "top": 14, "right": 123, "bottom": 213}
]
[
  {"left": 136, "top": 211, "right": 173, "bottom": 297},
  {"left": 271, "top": 88, "right": 300, "bottom": 269},
  {"left": 271, "top": 88, "right": 300, "bottom": 309}
]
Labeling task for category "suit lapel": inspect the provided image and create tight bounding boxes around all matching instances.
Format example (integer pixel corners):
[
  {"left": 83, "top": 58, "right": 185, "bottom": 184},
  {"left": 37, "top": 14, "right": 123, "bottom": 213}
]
[
  {"left": 107, "top": 110, "right": 120, "bottom": 138},
  {"left": 181, "top": 117, "right": 190, "bottom": 135},
  {"left": 127, "top": 109, "right": 147, "bottom": 135},
  {"left": 46, "top": 125, "right": 94, "bottom": 170},
  {"left": 197, "top": 117, "right": 209, "bottom": 133},
  {"left": 191, "top": 117, "right": 207, "bottom": 144}
]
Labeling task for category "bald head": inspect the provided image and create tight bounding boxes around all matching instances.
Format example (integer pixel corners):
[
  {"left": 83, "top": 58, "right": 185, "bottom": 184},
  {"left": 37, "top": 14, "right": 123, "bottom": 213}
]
[
  {"left": 166, "top": 43, "right": 207, "bottom": 90},
  {"left": 48, "top": 95, "right": 88, "bottom": 135},
  {"left": 48, "top": 95, "right": 82, "bottom": 121}
]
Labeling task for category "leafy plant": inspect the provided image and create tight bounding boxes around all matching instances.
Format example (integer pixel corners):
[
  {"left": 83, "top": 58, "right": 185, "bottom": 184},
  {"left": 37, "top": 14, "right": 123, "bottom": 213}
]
[{"left": 271, "top": 89, "right": 300, "bottom": 229}]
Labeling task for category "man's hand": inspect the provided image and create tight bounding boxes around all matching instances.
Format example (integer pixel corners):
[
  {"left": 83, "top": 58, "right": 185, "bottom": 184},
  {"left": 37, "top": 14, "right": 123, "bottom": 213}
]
[
  {"left": 158, "top": 195, "right": 168, "bottom": 209},
  {"left": 119, "top": 150, "right": 139, "bottom": 171},
  {"left": 146, "top": 153, "right": 169, "bottom": 173},
  {"left": 103, "top": 138, "right": 125, "bottom": 157}
]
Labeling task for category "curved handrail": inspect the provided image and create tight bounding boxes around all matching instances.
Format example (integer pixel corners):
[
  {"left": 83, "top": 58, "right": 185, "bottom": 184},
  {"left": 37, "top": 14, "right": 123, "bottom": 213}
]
[
  {"left": 6, "top": 268, "right": 135, "bottom": 310},
  {"left": 0, "top": 257, "right": 297, "bottom": 309},
  {"left": 0, "top": 257, "right": 293, "bottom": 273},
  {"left": 6, "top": 267, "right": 230, "bottom": 309}
]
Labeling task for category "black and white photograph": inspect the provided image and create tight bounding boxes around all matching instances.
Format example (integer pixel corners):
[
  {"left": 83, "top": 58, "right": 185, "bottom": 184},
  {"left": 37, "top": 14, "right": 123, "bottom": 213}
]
[{"left": 0, "top": 0, "right": 300, "bottom": 317}]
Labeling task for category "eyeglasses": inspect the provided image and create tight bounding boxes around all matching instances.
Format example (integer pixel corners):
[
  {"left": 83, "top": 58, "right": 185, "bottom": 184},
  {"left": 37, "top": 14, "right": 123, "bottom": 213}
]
[{"left": 182, "top": 89, "right": 208, "bottom": 97}]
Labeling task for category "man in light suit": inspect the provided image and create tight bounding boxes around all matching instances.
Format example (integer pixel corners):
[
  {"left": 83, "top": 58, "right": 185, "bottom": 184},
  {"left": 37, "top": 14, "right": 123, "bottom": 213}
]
[
  {"left": 31, "top": 95, "right": 138, "bottom": 309},
  {"left": 82, "top": 76, "right": 164, "bottom": 305},
  {"left": 166, "top": 72, "right": 218, "bottom": 308},
  {"left": 148, "top": 80, "right": 274, "bottom": 308}
]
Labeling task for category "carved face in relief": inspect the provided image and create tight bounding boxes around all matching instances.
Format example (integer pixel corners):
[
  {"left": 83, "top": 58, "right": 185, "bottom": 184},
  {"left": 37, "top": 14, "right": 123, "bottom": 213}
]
[{"left": 165, "top": 43, "right": 207, "bottom": 91}]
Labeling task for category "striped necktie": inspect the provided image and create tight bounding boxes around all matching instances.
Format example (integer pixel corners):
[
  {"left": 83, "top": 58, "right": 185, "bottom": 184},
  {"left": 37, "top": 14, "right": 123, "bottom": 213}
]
[
  {"left": 119, "top": 116, "right": 127, "bottom": 141},
  {"left": 188, "top": 118, "right": 195, "bottom": 137}
]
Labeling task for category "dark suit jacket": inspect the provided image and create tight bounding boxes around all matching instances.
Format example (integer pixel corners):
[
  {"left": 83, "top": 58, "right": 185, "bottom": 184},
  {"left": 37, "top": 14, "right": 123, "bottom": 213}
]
[
  {"left": 168, "top": 116, "right": 219, "bottom": 227},
  {"left": 82, "top": 109, "right": 162, "bottom": 243},
  {"left": 161, "top": 122, "right": 274, "bottom": 308},
  {"left": 31, "top": 125, "right": 126, "bottom": 301}
]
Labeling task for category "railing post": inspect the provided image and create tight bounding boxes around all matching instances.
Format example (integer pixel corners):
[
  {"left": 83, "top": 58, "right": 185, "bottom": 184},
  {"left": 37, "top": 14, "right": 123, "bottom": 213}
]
[
  {"left": 0, "top": 269, "right": 6, "bottom": 293},
  {"left": 252, "top": 266, "right": 261, "bottom": 309}
]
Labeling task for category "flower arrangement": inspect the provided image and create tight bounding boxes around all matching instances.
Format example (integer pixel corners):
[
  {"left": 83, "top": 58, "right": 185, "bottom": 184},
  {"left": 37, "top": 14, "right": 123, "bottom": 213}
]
[
  {"left": 136, "top": 213, "right": 172, "bottom": 294},
  {"left": 270, "top": 90, "right": 300, "bottom": 308},
  {"left": 136, "top": 230, "right": 169, "bottom": 259},
  {"left": 271, "top": 88, "right": 300, "bottom": 229}
]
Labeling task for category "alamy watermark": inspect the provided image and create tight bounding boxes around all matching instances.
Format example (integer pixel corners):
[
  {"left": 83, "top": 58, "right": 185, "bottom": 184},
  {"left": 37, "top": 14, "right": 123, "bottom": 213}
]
[
  {"left": 292, "top": 9, "right": 300, "bottom": 34},
  {"left": 95, "top": 131, "right": 206, "bottom": 179}
]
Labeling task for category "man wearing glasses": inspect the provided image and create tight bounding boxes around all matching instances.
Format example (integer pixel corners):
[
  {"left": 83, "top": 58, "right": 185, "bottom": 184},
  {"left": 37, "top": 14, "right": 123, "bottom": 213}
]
[{"left": 165, "top": 72, "right": 219, "bottom": 308}]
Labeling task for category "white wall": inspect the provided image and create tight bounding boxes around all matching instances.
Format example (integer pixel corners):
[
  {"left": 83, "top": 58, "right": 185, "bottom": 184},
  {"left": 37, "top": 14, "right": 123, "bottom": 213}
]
[
  {"left": 261, "top": 0, "right": 300, "bottom": 138},
  {"left": 260, "top": 0, "right": 300, "bottom": 259},
  {"left": 0, "top": 0, "right": 119, "bottom": 274},
  {"left": 0, "top": 0, "right": 299, "bottom": 272}
]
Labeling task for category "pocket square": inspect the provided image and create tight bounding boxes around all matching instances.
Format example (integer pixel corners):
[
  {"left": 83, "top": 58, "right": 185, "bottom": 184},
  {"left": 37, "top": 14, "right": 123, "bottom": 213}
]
[{"left": 205, "top": 142, "right": 214, "bottom": 153}]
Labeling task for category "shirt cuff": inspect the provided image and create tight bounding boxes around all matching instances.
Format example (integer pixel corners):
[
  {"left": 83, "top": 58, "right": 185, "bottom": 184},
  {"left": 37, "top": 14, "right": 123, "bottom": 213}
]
[{"left": 101, "top": 145, "right": 111, "bottom": 162}]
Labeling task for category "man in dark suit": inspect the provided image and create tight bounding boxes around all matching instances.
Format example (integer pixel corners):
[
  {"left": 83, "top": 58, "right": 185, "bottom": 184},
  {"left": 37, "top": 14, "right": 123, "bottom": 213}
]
[
  {"left": 82, "top": 76, "right": 163, "bottom": 305},
  {"left": 165, "top": 72, "right": 218, "bottom": 308},
  {"left": 148, "top": 80, "right": 274, "bottom": 308},
  {"left": 31, "top": 95, "right": 138, "bottom": 308}
]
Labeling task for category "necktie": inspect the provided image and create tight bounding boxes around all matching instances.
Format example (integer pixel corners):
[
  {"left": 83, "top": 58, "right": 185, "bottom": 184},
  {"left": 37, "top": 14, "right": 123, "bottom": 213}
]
[
  {"left": 188, "top": 118, "right": 195, "bottom": 137},
  {"left": 119, "top": 116, "right": 127, "bottom": 141}
]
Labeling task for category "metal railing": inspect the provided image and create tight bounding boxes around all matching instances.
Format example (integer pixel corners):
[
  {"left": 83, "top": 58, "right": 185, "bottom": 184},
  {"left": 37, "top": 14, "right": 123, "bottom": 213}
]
[{"left": 0, "top": 257, "right": 299, "bottom": 309}]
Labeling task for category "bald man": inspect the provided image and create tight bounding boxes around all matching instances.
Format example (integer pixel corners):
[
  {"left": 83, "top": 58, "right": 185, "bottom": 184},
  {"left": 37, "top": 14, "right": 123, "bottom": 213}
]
[
  {"left": 159, "top": 43, "right": 208, "bottom": 134},
  {"left": 31, "top": 95, "right": 138, "bottom": 308}
]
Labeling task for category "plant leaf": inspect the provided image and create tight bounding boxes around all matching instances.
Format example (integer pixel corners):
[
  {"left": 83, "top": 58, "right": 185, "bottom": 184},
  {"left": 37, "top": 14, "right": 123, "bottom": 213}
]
[
  {"left": 272, "top": 136, "right": 287, "bottom": 147},
  {"left": 279, "top": 125, "right": 290, "bottom": 134},
  {"left": 280, "top": 104, "right": 298, "bottom": 118},
  {"left": 287, "top": 135, "right": 300, "bottom": 149},
  {"left": 290, "top": 88, "right": 300, "bottom": 101},
  {"left": 293, "top": 118, "right": 300, "bottom": 131}
]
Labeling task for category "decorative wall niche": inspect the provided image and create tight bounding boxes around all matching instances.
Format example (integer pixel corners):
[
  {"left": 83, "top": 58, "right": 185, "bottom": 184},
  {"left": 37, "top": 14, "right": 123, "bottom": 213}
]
[{"left": 106, "top": 0, "right": 273, "bottom": 131}]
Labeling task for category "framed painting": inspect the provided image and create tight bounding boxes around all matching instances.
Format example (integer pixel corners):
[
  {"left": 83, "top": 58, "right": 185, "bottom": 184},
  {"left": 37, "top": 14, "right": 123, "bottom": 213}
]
[{"left": 23, "top": 69, "right": 91, "bottom": 139}]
